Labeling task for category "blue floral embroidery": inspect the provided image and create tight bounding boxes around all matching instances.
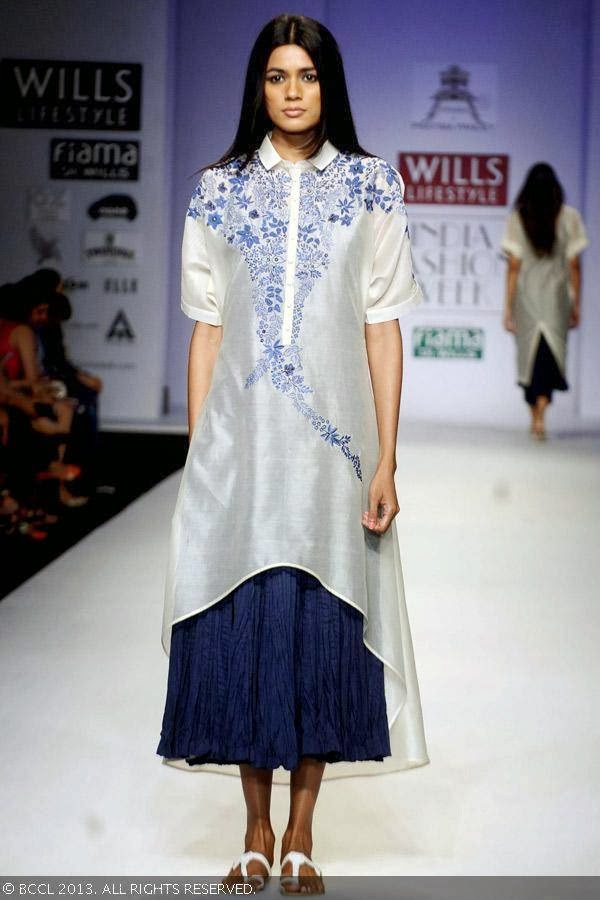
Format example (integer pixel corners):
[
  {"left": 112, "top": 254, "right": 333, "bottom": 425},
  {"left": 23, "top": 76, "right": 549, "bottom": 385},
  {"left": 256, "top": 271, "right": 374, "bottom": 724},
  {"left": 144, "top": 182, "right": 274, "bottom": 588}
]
[{"left": 187, "top": 153, "right": 405, "bottom": 482}]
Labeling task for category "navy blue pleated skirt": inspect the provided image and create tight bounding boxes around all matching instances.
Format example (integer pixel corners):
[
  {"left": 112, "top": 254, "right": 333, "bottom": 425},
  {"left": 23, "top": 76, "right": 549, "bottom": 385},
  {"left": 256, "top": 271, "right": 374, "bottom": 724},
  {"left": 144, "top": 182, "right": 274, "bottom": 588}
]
[{"left": 156, "top": 565, "right": 391, "bottom": 771}]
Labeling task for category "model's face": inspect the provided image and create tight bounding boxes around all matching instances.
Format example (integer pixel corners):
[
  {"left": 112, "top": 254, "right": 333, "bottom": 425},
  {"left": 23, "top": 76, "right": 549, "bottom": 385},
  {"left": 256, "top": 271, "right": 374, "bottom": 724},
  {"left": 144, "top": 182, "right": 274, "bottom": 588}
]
[
  {"left": 263, "top": 44, "right": 321, "bottom": 134},
  {"left": 29, "top": 303, "right": 49, "bottom": 327}
]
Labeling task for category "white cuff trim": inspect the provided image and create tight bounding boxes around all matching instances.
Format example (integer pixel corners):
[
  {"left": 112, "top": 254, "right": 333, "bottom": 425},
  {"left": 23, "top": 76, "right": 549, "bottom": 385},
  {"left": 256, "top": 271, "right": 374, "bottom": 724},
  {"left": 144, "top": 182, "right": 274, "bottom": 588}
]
[
  {"left": 181, "top": 298, "right": 222, "bottom": 326},
  {"left": 500, "top": 239, "right": 522, "bottom": 259},
  {"left": 364, "top": 281, "right": 423, "bottom": 324},
  {"left": 566, "top": 237, "right": 589, "bottom": 260}
]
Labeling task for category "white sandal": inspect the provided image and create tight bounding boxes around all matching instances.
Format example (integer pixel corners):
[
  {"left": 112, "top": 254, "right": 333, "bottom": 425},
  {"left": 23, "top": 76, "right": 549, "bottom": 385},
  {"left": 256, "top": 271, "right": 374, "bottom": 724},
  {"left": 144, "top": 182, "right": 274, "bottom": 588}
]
[
  {"left": 229, "top": 850, "right": 272, "bottom": 891},
  {"left": 279, "top": 850, "right": 323, "bottom": 893}
]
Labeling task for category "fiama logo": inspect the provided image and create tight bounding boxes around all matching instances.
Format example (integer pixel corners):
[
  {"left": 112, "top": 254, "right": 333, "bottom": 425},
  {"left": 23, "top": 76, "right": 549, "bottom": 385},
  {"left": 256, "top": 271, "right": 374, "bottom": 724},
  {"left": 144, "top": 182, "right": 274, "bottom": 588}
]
[
  {"left": 50, "top": 138, "right": 140, "bottom": 181},
  {"left": 399, "top": 152, "right": 509, "bottom": 206}
]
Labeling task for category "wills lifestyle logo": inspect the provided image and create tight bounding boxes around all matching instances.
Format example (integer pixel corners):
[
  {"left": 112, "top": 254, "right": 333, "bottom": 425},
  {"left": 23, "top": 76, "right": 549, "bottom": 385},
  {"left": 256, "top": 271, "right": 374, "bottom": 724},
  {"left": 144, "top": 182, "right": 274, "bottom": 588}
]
[
  {"left": 50, "top": 139, "right": 140, "bottom": 181},
  {"left": 399, "top": 153, "right": 509, "bottom": 206},
  {"left": 411, "top": 64, "right": 496, "bottom": 131},
  {"left": 0, "top": 59, "right": 142, "bottom": 130}
]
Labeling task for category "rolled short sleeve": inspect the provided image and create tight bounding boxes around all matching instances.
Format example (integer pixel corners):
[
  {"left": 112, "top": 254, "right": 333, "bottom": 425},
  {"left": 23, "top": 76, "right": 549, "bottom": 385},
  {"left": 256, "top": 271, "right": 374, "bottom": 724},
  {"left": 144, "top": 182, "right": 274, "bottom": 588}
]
[
  {"left": 365, "top": 161, "right": 423, "bottom": 324},
  {"left": 180, "top": 183, "right": 222, "bottom": 326},
  {"left": 500, "top": 209, "right": 525, "bottom": 259},
  {"left": 564, "top": 206, "right": 589, "bottom": 260}
]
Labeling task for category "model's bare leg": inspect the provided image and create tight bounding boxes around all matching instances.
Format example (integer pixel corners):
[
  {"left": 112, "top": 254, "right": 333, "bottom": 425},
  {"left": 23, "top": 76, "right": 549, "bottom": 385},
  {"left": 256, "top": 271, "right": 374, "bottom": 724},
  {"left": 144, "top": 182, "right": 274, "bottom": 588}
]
[
  {"left": 280, "top": 756, "right": 326, "bottom": 894},
  {"left": 532, "top": 394, "right": 550, "bottom": 437},
  {"left": 221, "top": 764, "right": 275, "bottom": 891}
]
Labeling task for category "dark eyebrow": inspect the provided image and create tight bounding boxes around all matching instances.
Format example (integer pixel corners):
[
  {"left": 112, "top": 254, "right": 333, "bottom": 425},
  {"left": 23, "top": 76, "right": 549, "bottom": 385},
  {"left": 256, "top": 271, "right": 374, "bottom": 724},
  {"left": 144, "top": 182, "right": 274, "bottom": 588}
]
[{"left": 265, "top": 66, "right": 317, "bottom": 74}]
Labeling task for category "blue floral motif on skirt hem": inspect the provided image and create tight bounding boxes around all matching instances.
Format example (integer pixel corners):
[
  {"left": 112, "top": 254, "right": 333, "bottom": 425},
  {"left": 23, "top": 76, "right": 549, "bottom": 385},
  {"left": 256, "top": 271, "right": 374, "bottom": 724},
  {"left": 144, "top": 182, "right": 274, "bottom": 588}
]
[{"left": 156, "top": 565, "right": 392, "bottom": 771}]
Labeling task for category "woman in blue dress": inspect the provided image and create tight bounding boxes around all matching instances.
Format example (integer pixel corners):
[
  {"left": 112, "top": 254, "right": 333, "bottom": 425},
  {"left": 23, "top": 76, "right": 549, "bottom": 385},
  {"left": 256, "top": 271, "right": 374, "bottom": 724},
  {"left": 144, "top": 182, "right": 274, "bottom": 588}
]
[{"left": 157, "top": 13, "right": 429, "bottom": 893}]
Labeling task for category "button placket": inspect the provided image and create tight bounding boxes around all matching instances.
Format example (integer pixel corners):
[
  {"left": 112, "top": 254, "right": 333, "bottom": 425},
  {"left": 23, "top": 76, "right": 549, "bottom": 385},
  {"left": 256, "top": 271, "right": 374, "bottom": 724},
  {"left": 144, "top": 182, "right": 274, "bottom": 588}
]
[{"left": 282, "top": 167, "right": 301, "bottom": 345}]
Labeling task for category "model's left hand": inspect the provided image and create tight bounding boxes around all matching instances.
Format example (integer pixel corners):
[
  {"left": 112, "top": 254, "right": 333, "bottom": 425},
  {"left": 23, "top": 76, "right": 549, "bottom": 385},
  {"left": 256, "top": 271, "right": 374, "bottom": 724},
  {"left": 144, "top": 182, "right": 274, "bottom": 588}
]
[
  {"left": 362, "top": 466, "right": 400, "bottom": 535},
  {"left": 502, "top": 310, "right": 516, "bottom": 333},
  {"left": 568, "top": 303, "right": 580, "bottom": 329}
]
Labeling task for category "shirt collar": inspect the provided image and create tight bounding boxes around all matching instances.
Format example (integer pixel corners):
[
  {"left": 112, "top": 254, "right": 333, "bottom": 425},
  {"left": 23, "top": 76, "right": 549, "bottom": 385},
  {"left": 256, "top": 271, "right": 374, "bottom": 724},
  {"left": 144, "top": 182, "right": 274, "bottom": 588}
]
[{"left": 257, "top": 129, "right": 338, "bottom": 171}]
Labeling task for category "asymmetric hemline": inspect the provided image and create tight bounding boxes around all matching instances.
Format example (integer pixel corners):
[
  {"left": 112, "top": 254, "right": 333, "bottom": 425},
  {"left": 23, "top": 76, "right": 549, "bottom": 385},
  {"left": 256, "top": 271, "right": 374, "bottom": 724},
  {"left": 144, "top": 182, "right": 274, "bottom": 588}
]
[
  {"left": 160, "top": 131, "right": 431, "bottom": 782},
  {"left": 157, "top": 565, "right": 392, "bottom": 771},
  {"left": 160, "top": 553, "right": 430, "bottom": 782},
  {"left": 164, "top": 561, "right": 404, "bottom": 695},
  {"left": 518, "top": 329, "right": 568, "bottom": 404}
]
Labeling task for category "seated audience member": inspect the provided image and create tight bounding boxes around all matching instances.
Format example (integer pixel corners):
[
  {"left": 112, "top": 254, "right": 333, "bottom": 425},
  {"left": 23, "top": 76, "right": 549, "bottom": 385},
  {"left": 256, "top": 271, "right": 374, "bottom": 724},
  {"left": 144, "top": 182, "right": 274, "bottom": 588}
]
[
  {"left": 21, "top": 269, "right": 103, "bottom": 496},
  {"left": 0, "top": 281, "right": 86, "bottom": 510}
]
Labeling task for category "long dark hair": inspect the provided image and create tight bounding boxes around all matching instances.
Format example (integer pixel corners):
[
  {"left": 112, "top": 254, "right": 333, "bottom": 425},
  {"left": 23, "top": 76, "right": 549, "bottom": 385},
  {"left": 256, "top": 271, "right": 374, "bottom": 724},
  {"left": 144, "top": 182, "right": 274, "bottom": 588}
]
[
  {"left": 515, "top": 162, "right": 564, "bottom": 256},
  {"left": 201, "top": 13, "right": 373, "bottom": 172}
]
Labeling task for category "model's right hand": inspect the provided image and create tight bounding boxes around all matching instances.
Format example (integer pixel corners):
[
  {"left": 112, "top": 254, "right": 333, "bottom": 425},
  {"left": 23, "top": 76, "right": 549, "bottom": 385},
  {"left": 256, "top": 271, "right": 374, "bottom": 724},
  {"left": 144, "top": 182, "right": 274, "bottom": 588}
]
[
  {"left": 502, "top": 311, "right": 516, "bottom": 333},
  {"left": 569, "top": 304, "right": 580, "bottom": 329}
]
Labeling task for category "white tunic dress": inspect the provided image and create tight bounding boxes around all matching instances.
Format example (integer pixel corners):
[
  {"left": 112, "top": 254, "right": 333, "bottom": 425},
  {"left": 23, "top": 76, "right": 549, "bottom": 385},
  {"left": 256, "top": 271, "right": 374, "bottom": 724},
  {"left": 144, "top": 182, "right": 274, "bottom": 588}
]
[
  {"left": 500, "top": 205, "right": 588, "bottom": 386},
  {"left": 161, "top": 129, "right": 430, "bottom": 782}
]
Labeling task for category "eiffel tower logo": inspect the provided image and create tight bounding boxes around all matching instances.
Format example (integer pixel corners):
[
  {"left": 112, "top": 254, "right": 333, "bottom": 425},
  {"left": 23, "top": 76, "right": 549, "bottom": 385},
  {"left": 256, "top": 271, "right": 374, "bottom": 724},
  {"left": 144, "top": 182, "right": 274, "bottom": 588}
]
[{"left": 421, "top": 65, "right": 488, "bottom": 127}]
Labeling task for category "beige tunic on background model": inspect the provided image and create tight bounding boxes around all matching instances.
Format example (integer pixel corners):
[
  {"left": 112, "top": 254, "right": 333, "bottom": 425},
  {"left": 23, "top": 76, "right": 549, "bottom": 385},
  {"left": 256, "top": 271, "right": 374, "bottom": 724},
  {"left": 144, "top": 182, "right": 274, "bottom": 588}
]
[
  {"left": 500, "top": 205, "right": 588, "bottom": 386},
  {"left": 160, "top": 130, "right": 430, "bottom": 783}
]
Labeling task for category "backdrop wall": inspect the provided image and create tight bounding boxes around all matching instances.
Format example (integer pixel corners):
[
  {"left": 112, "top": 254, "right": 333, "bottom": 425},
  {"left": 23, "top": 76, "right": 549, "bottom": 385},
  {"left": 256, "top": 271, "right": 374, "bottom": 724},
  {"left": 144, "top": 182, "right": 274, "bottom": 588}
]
[
  {"left": 580, "top": 0, "right": 600, "bottom": 420},
  {"left": 167, "top": 0, "right": 598, "bottom": 428},
  {"left": 0, "top": 0, "right": 172, "bottom": 419},
  {"left": 0, "top": 1, "right": 597, "bottom": 427}
]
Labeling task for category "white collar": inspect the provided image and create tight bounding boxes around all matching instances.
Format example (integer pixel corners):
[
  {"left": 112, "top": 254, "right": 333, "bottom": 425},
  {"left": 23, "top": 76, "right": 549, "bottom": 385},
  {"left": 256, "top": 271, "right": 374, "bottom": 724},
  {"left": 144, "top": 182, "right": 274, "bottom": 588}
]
[{"left": 257, "top": 129, "right": 338, "bottom": 171}]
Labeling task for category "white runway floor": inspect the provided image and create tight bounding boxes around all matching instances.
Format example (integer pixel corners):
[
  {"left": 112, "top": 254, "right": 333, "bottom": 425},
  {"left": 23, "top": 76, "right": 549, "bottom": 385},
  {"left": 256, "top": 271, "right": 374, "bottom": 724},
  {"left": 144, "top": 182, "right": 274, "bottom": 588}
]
[{"left": 1, "top": 422, "right": 599, "bottom": 876}]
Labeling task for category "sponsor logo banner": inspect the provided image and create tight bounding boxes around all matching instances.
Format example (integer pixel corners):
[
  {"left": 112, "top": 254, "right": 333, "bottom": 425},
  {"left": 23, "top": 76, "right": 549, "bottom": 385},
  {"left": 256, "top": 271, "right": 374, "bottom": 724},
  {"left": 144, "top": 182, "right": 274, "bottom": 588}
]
[
  {"left": 62, "top": 277, "right": 89, "bottom": 292},
  {"left": 82, "top": 231, "right": 141, "bottom": 265},
  {"left": 29, "top": 226, "right": 61, "bottom": 265},
  {"left": 0, "top": 59, "right": 142, "bottom": 130},
  {"left": 50, "top": 138, "right": 140, "bottom": 181},
  {"left": 400, "top": 152, "right": 509, "bottom": 206},
  {"left": 410, "top": 213, "right": 506, "bottom": 312},
  {"left": 103, "top": 277, "right": 138, "bottom": 294},
  {"left": 28, "top": 186, "right": 70, "bottom": 223},
  {"left": 411, "top": 63, "right": 496, "bottom": 131},
  {"left": 413, "top": 326, "right": 485, "bottom": 359},
  {"left": 106, "top": 310, "right": 136, "bottom": 342},
  {"left": 88, "top": 194, "right": 138, "bottom": 220}
]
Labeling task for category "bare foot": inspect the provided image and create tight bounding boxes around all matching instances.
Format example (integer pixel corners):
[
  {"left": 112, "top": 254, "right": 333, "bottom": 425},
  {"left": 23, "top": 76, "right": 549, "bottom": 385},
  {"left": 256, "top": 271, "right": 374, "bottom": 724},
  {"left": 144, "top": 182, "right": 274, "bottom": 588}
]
[
  {"left": 220, "top": 826, "right": 275, "bottom": 894},
  {"left": 31, "top": 416, "right": 66, "bottom": 435},
  {"left": 280, "top": 830, "right": 324, "bottom": 895},
  {"left": 47, "top": 461, "right": 81, "bottom": 481},
  {"left": 59, "top": 483, "right": 90, "bottom": 507},
  {"left": 1, "top": 491, "right": 19, "bottom": 515},
  {"left": 531, "top": 417, "right": 546, "bottom": 440}
]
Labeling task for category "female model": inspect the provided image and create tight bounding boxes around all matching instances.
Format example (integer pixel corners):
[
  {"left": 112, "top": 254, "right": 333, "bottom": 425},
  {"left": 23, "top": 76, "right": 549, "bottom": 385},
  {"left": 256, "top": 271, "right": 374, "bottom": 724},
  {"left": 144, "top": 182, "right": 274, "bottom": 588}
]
[
  {"left": 157, "top": 14, "right": 429, "bottom": 893},
  {"left": 501, "top": 163, "right": 588, "bottom": 439}
]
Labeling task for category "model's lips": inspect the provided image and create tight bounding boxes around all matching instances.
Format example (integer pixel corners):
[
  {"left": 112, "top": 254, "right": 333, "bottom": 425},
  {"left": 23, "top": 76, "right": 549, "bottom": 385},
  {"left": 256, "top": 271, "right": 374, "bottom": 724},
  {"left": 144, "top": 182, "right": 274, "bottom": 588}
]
[{"left": 283, "top": 108, "right": 305, "bottom": 116}]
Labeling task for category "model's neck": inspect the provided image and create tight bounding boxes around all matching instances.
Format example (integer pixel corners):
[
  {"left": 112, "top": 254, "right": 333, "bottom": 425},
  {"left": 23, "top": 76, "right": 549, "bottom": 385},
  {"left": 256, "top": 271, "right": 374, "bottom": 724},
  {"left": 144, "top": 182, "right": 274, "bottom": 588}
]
[{"left": 269, "top": 127, "right": 318, "bottom": 162}]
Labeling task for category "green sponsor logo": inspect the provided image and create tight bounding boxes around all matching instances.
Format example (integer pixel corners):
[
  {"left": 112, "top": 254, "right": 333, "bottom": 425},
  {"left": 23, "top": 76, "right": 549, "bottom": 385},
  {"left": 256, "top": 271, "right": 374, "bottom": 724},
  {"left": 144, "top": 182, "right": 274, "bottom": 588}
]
[{"left": 412, "top": 326, "right": 484, "bottom": 359}]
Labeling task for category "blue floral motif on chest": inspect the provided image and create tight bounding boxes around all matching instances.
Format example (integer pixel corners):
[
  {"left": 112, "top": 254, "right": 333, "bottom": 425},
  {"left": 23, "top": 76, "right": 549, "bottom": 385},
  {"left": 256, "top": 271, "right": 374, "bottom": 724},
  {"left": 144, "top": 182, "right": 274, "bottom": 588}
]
[
  {"left": 187, "top": 154, "right": 405, "bottom": 482},
  {"left": 190, "top": 156, "right": 403, "bottom": 337}
]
